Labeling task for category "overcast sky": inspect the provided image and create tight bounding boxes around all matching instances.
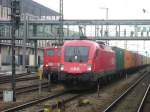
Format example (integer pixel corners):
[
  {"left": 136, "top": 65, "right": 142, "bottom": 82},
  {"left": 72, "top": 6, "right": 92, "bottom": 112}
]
[
  {"left": 34, "top": 0, "right": 150, "bottom": 19},
  {"left": 33, "top": 0, "right": 150, "bottom": 55}
]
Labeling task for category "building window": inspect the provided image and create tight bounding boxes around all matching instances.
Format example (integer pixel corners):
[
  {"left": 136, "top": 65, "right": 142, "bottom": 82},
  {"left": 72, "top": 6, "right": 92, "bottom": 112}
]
[
  {"left": 0, "top": 5, "right": 1, "bottom": 18},
  {"left": 3, "top": 7, "right": 7, "bottom": 19},
  {"left": 1, "top": 6, "right": 3, "bottom": 18}
]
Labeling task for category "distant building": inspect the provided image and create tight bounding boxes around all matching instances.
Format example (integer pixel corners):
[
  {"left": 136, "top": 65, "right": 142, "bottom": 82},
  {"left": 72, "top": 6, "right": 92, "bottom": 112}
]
[
  {"left": 0, "top": 0, "right": 60, "bottom": 66},
  {"left": 0, "top": 0, "right": 59, "bottom": 20},
  {"left": 0, "top": 0, "right": 60, "bottom": 47}
]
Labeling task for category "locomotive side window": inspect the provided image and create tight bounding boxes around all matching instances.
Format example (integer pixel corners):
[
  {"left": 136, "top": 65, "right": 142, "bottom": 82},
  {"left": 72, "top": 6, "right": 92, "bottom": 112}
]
[
  {"left": 94, "top": 49, "right": 99, "bottom": 58},
  {"left": 47, "top": 50, "right": 54, "bottom": 56},
  {"left": 64, "top": 46, "right": 89, "bottom": 62}
]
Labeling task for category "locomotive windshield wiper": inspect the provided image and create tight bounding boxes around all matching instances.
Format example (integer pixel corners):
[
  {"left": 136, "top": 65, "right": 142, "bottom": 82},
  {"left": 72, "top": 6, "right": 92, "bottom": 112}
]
[{"left": 76, "top": 48, "right": 83, "bottom": 62}]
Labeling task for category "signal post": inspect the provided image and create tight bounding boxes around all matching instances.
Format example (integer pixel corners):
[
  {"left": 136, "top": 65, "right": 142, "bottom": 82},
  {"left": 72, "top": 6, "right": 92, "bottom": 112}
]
[{"left": 10, "top": 0, "right": 20, "bottom": 102}]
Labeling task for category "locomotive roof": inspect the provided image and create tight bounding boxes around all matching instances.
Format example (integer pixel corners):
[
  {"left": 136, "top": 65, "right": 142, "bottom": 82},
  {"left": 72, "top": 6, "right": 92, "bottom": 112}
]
[
  {"left": 64, "top": 40, "right": 114, "bottom": 52},
  {"left": 64, "top": 40, "right": 96, "bottom": 45},
  {"left": 44, "top": 46, "right": 61, "bottom": 49}
]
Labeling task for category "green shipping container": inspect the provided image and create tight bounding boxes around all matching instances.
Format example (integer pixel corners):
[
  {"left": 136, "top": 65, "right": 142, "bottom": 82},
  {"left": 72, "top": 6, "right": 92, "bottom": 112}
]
[{"left": 112, "top": 47, "right": 124, "bottom": 70}]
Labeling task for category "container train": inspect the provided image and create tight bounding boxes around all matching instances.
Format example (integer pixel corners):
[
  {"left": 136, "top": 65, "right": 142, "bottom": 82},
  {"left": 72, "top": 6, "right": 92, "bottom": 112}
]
[
  {"left": 58, "top": 40, "right": 150, "bottom": 89},
  {"left": 43, "top": 47, "right": 61, "bottom": 82}
]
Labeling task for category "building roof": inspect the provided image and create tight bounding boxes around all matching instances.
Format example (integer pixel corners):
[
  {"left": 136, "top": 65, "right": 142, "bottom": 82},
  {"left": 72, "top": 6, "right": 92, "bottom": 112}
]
[
  {"left": 22, "top": 0, "right": 60, "bottom": 16},
  {"left": 0, "top": 0, "right": 59, "bottom": 17}
]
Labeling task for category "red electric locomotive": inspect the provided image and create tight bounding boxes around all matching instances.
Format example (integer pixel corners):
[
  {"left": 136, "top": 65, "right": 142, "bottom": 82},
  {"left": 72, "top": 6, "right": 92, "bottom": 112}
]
[
  {"left": 59, "top": 40, "right": 116, "bottom": 88},
  {"left": 43, "top": 47, "right": 61, "bottom": 82}
]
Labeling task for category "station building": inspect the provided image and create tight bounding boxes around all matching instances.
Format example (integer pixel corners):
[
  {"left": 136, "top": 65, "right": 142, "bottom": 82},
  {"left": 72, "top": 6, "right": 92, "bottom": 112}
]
[{"left": 0, "top": 0, "right": 60, "bottom": 67}]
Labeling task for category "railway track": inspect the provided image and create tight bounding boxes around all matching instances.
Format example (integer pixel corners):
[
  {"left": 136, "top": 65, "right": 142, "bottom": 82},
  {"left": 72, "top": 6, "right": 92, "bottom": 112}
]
[
  {"left": 1, "top": 91, "right": 70, "bottom": 112},
  {"left": 1, "top": 68, "right": 149, "bottom": 112},
  {"left": 0, "top": 76, "right": 37, "bottom": 84},
  {"left": 29, "top": 68, "right": 149, "bottom": 112},
  {"left": 0, "top": 72, "right": 29, "bottom": 79},
  {"left": 103, "top": 71, "right": 150, "bottom": 112},
  {"left": 1, "top": 86, "right": 85, "bottom": 112},
  {"left": 137, "top": 84, "right": 150, "bottom": 112},
  {"left": 2, "top": 70, "right": 147, "bottom": 112},
  {"left": 0, "top": 73, "right": 37, "bottom": 84},
  {"left": 0, "top": 82, "right": 49, "bottom": 100},
  {"left": 37, "top": 93, "right": 82, "bottom": 112}
]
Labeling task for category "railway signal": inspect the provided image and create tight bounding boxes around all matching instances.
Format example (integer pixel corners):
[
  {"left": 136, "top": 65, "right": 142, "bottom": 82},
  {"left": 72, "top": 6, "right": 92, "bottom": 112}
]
[
  {"left": 11, "top": 0, "right": 21, "bottom": 28},
  {"left": 11, "top": 0, "right": 21, "bottom": 102}
]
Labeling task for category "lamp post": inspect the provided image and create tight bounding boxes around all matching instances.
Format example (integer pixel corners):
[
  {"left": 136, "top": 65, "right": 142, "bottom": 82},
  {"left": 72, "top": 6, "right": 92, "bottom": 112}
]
[
  {"left": 100, "top": 7, "right": 108, "bottom": 19},
  {"left": 100, "top": 7, "right": 109, "bottom": 44},
  {"left": 145, "top": 51, "right": 148, "bottom": 64},
  {"left": 142, "top": 9, "right": 149, "bottom": 54},
  {"left": 100, "top": 7, "right": 109, "bottom": 31}
]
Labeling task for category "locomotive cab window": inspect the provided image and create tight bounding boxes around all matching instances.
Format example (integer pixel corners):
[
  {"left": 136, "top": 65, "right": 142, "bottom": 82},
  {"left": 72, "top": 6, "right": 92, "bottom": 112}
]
[{"left": 64, "top": 46, "right": 89, "bottom": 62}]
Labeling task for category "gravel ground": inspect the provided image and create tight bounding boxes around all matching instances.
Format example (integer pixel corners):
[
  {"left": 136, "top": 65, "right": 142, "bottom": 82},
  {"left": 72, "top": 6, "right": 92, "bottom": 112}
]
[
  {"left": 110, "top": 71, "right": 150, "bottom": 112},
  {"left": 0, "top": 84, "right": 64, "bottom": 111},
  {"left": 0, "top": 75, "right": 43, "bottom": 91},
  {"left": 64, "top": 68, "right": 148, "bottom": 112},
  {"left": 140, "top": 85, "right": 150, "bottom": 112},
  {"left": 18, "top": 68, "right": 147, "bottom": 112},
  {"left": 20, "top": 92, "right": 77, "bottom": 112},
  {"left": 0, "top": 67, "right": 148, "bottom": 112},
  {"left": 0, "top": 74, "right": 46, "bottom": 92}
]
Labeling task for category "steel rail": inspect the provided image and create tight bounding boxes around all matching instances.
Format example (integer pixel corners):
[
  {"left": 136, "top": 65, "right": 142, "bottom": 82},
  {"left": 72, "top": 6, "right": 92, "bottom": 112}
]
[
  {"left": 0, "top": 82, "right": 48, "bottom": 99},
  {"left": 103, "top": 71, "right": 148, "bottom": 112},
  {"left": 37, "top": 94, "right": 82, "bottom": 112},
  {"left": 0, "top": 73, "right": 29, "bottom": 80},
  {"left": 137, "top": 84, "right": 150, "bottom": 112},
  {"left": 0, "top": 73, "right": 35, "bottom": 84},
  {"left": 2, "top": 91, "right": 68, "bottom": 112}
]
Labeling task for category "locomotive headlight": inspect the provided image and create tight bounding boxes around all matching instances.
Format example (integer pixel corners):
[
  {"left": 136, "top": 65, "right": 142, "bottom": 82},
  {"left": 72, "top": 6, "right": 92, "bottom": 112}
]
[
  {"left": 87, "top": 64, "right": 92, "bottom": 71},
  {"left": 45, "top": 64, "right": 48, "bottom": 67},
  {"left": 60, "top": 64, "right": 64, "bottom": 71}
]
